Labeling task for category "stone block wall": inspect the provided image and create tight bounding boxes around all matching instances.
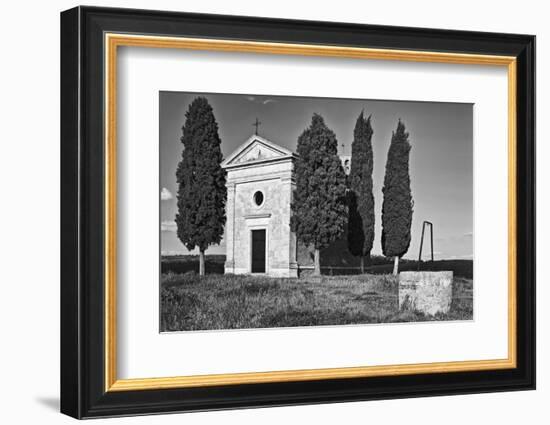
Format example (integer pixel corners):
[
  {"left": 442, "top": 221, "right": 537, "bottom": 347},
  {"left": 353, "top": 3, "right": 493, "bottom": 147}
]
[{"left": 399, "top": 271, "right": 453, "bottom": 315}]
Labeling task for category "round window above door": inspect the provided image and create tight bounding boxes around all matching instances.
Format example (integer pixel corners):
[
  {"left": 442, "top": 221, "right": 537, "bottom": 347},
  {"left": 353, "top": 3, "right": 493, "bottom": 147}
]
[{"left": 253, "top": 191, "right": 264, "bottom": 207}]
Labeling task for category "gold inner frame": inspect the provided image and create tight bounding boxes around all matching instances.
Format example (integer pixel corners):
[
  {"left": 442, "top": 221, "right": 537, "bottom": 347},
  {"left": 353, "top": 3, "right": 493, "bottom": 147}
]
[{"left": 104, "top": 33, "right": 517, "bottom": 392}]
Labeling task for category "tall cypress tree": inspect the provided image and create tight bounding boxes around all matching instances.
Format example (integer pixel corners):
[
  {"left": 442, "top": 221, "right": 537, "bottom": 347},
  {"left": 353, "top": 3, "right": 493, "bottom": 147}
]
[
  {"left": 290, "top": 114, "right": 347, "bottom": 276},
  {"left": 381, "top": 119, "right": 413, "bottom": 275},
  {"left": 347, "top": 112, "right": 375, "bottom": 273},
  {"left": 175, "top": 97, "right": 227, "bottom": 276}
]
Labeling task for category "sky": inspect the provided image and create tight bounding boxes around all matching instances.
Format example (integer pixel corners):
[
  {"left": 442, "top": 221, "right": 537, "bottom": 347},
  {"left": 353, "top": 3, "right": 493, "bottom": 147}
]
[{"left": 160, "top": 91, "right": 473, "bottom": 260}]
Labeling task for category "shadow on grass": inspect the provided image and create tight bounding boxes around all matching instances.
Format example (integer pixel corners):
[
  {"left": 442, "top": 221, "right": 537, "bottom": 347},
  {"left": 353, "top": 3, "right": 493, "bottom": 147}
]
[
  {"left": 161, "top": 255, "right": 225, "bottom": 275},
  {"left": 161, "top": 255, "right": 473, "bottom": 279}
]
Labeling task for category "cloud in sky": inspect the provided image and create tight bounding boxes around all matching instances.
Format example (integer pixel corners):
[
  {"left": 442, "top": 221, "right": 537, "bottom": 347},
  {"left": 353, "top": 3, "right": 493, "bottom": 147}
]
[
  {"left": 161, "top": 220, "right": 177, "bottom": 232},
  {"left": 161, "top": 250, "right": 186, "bottom": 256},
  {"left": 446, "top": 254, "right": 474, "bottom": 260},
  {"left": 160, "top": 187, "right": 173, "bottom": 201},
  {"left": 244, "top": 95, "right": 276, "bottom": 105}
]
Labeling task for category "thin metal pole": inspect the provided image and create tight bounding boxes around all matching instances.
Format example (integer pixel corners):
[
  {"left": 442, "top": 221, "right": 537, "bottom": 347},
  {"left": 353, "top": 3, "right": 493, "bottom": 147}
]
[
  {"left": 418, "top": 221, "right": 434, "bottom": 270},
  {"left": 430, "top": 222, "right": 434, "bottom": 262},
  {"left": 418, "top": 222, "right": 425, "bottom": 270}
]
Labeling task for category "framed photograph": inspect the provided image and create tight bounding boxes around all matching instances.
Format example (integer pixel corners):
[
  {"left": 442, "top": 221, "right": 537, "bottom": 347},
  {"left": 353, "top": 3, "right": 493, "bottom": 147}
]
[{"left": 60, "top": 6, "right": 535, "bottom": 419}]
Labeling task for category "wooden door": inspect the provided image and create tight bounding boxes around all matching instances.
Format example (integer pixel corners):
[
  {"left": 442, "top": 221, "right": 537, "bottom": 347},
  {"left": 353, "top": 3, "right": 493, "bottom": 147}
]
[{"left": 251, "top": 229, "right": 266, "bottom": 273}]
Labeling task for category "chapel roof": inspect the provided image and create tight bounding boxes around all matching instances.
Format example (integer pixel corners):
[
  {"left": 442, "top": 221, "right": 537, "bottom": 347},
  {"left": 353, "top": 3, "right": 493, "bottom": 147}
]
[{"left": 221, "top": 134, "right": 296, "bottom": 169}]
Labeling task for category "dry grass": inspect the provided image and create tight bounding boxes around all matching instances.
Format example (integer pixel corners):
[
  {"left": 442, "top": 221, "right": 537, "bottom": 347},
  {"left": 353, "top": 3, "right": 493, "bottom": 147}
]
[{"left": 160, "top": 273, "right": 473, "bottom": 332}]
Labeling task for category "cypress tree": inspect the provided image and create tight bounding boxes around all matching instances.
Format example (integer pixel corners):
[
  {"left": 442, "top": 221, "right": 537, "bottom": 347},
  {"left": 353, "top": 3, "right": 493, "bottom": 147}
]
[
  {"left": 347, "top": 112, "right": 375, "bottom": 273},
  {"left": 175, "top": 97, "right": 227, "bottom": 276},
  {"left": 290, "top": 114, "right": 347, "bottom": 276},
  {"left": 381, "top": 119, "right": 413, "bottom": 275}
]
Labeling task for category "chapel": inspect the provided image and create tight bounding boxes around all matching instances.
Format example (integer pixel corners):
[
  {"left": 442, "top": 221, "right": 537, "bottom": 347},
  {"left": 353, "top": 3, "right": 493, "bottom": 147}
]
[
  {"left": 221, "top": 134, "right": 299, "bottom": 277},
  {"left": 221, "top": 134, "right": 351, "bottom": 278}
]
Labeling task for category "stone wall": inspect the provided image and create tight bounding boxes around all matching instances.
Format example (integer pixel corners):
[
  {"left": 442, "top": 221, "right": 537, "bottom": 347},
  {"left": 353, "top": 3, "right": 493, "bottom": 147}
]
[{"left": 399, "top": 271, "right": 453, "bottom": 315}]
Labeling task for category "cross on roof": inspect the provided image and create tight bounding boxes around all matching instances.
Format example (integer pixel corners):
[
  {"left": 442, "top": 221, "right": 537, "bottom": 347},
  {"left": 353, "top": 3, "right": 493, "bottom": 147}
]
[{"left": 252, "top": 117, "right": 261, "bottom": 135}]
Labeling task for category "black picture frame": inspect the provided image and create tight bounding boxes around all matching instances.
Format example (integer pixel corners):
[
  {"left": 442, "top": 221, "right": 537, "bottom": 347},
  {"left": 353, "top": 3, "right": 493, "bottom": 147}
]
[{"left": 61, "top": 5, "right": 535, "bottom": 419}]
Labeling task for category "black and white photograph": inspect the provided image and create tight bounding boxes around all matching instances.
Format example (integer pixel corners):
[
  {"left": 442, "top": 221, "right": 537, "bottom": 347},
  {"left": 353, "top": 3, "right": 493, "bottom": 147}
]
[{"left": 159, "top": 92, "right": 473, "bottom": 332}]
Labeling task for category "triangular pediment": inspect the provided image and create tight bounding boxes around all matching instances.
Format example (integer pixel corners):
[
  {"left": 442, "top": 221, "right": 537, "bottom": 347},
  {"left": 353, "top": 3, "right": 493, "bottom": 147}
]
[
  {"left": 232, "top": 141, "right": 283, "bottom": 163},
  {"left": 222, "top": 135, "right": 295, "bottom": 168}
]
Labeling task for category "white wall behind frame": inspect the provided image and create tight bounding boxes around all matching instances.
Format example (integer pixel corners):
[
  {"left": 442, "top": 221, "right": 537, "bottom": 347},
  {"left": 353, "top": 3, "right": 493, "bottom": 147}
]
[{"left": 117, "top": 45, "right": 508, "bottom": 379}]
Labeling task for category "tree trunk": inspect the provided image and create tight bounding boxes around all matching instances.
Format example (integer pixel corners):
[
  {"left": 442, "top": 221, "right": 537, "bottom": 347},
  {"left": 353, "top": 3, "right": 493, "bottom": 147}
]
[
  {"left": 392, "top": 256, "right": 399, "bottom": 276},
  {"left": 360, "top": 256, "right": 365, "bottom": 274},
  {"left": 199, "top": 249, "right": 205, "bottom": 276},
  {"left": 313, "top": 249, "right": 321, "bottom": 276}
]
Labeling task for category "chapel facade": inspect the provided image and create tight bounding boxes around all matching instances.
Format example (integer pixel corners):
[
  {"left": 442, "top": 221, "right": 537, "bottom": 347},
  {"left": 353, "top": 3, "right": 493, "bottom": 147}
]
[{"left": 221, "top": 135, "right": 299, "bottom": 278}]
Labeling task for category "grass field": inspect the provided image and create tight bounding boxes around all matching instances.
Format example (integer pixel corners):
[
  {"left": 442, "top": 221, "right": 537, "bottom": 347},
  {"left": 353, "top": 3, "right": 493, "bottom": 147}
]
[{"left": 160, "top": 271, "right": 473, "bottom": 332}]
